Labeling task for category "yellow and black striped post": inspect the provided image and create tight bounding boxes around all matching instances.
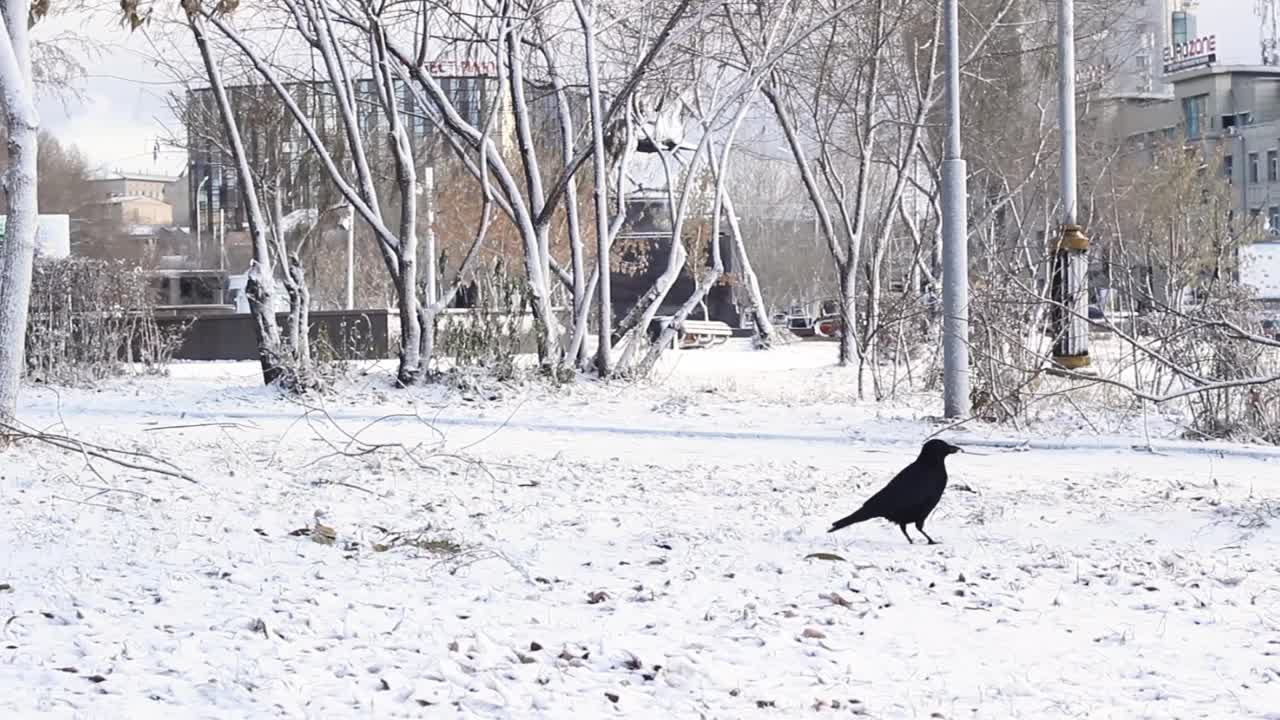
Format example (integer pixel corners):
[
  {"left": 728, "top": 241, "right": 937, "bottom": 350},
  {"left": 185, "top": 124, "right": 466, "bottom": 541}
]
[{"left": 1049, "top": 224, "right": 1090, "bottom": 369}]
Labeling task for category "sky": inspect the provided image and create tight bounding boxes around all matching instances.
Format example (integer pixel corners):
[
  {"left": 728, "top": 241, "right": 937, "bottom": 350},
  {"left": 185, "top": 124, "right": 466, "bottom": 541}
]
[
  {"left": 31, "top": 1, "right": 1273, "bottom": 182},
  {"left": 1189, "top": 0, "right": 1268, "bottom": 65},
  {"left": 35, "top": 12, "right": 188, "bottom": 178}
]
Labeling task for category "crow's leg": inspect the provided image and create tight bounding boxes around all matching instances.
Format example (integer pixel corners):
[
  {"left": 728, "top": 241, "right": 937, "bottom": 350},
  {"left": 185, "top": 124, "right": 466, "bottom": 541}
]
[
  {"left": 915, "top": 520, "right": 937, "bottom": 545},
  {"left": 898, "top": 524, "right": 914, "bottom": 544}
]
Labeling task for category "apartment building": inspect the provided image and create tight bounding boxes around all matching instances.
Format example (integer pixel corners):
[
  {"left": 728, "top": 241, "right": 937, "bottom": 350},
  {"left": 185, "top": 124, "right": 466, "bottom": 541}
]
[{"left": 183, "top": 62, "right": 578, "bottom": 237}]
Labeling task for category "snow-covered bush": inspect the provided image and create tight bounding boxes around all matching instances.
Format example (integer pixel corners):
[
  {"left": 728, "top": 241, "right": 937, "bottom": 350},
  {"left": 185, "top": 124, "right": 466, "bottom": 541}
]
[
  {"left": 24, "top": 258, "right": 183, "bottom": 385},
  {"left": 435, "top": 263, "right": 538, "bottom": 382}
]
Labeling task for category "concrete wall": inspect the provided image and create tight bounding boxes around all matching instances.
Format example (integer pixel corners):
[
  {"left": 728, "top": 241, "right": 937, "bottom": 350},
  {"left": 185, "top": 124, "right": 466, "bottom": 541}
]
[
  {"left": 166, "top": 177, "right": 191, "bottom": 227},
  {"left": 158, "top": 309, "right": 393, "bottom": 361},
  {"left": 112, "top": 198, "right": 173, "bottom": 225},
  {"left": 92, "top": 177, "right": 171, "bottom": 202}
]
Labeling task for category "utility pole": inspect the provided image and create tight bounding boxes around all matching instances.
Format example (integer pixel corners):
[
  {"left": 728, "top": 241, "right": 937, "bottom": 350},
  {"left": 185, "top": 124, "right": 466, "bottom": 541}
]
[
  {"left": 218, "top": 208, "right": 225, "bottom": 271},
  {"left": 423, "top": 167, "right": 436, "bottom": 310},
  {"left": 195, "top": 175, "right": 209, "bottom": 266},
  {"left": 941, "top": 0, "right": 970, "bottom": 418},
  {"left": 1050, "top": 0, "right": 1090, "bottom": 369},
  {"left": 345, "top": 203, "right": 355, "bottom": 310}
]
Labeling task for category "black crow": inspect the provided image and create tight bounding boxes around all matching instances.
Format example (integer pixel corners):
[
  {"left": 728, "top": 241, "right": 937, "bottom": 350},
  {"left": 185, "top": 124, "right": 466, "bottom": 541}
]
[{"left": 827, "top": 439, "right": 962, "bottom": 544}]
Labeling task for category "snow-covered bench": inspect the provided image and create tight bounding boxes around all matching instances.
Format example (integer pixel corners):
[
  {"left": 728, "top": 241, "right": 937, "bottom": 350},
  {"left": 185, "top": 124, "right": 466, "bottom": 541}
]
[
  {"left": 650, "top": 316, "right": 733, "bottom": 349},
  {"left": 677, "top": 319, "right": 732, "bottom": 349}
]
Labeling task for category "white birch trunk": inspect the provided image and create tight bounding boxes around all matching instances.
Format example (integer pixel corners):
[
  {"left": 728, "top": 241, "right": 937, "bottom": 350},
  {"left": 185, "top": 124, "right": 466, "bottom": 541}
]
[
  {"left": 371, "top": 28, "right": 420, "bottom": 384},
  {"left": 0, "top": 0, "right": 38, "bottom": 421},
  {"left": 573, "top": 0, "right": 615, "bottom": 376},
  {"left": 189, "top": 14, "right": 285, "bottom": 386},
  {"left": 536, "top": 40, "right": 591, "bottom": 368},
  {"left": 638, "top": 94, "right": 756, "bottom": 372},
  {"left": 717, "top": 178, "right": 776, "bottom": 345}
]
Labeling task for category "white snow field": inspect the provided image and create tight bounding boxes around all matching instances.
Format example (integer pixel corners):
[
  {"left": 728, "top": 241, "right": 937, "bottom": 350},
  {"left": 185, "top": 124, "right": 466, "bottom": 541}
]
[{"left": 3, "top": 341, "right": 1280, "bottom": 718}]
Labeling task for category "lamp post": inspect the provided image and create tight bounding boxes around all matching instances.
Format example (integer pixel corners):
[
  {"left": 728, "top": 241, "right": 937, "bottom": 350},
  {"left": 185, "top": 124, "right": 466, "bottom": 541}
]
[
  {"left": 1050, "top": 0, "right": 1090, "bottom": 369},
  {"left": 345, "top": 203, "right": 355, "bottom": 310},
  {"left": 195, "top": 175, "right": 209, "bottom": 266},
  {"left": 941, "top": 0, "right": 971, "bottom": 417}
]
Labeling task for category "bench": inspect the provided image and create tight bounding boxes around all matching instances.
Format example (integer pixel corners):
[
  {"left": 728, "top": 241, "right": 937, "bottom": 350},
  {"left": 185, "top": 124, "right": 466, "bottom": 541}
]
[
  {"left": 679, "top": 319, "right": 733, "bottom": 349},
  {"left": 649, "top": 316, "right": 733, "bottom": 349}
]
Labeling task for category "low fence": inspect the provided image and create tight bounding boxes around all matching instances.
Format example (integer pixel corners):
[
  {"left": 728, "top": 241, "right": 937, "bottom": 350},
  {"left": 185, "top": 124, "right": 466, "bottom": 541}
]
[{"left": 157, "top": 309, "right": 394, "bottom": 361}]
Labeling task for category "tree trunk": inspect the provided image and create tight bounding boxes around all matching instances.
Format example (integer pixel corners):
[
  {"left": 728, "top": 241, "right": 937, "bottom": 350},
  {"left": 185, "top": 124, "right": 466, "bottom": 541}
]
[
  {"left": 418, "top": 167, "right": 438, "bottom": 376},
  {"left": 616, "top": 242, "right": 687, "bottom": 369},
  {"left": 865, "top": 235, "right": 887, "bottom": 398},
  {"left": 392, "top": 191, "right": 420, "bottom": 386},
  {"left": 574, "top": 0, "right": 614, "bottom": 377},
  {"left": 538, "top": 42, "right": 590, "bottom": 369},
  {"left": 0, "top": 0, "right": 37, "bottom": 422},
  {"left": 838, "top": 259, "right": 858, "bottom": 368},
  {"left": 638, "top": 261, "right": 721, "bottom": 374},
  {"left": 719, "top": 179, "right": 775, "bottom": 346},
  {"left": 289, "top": 256, "right": 310, "bottom": 364},
  {"left": 269, "top": 183, "right": 312, "bottom": 376},
  {"left": 190, "top": 14, "right": 283, "bottom": 386}
]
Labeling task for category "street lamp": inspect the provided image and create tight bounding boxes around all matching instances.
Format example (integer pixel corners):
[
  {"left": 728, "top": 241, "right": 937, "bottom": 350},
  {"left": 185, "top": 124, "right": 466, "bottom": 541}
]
[
  {"left": 1050, "top": 0, "right": 1090, "bottom": 370},
  {"left": 941, "top": 0, "right": 971, "bottom": 418},
  {"left": 195, "top": 174, "right": 209, "bottom": 266}
]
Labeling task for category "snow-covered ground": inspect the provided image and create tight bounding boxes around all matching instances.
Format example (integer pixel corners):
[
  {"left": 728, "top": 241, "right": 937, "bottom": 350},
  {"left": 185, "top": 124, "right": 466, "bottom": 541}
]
[{"left": 3, "top": 341, "right": 1279, "bottom": 718}]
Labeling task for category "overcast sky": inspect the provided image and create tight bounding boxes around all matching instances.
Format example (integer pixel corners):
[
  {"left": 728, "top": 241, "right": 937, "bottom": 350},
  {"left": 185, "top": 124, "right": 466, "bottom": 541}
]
[
  {"left": 36, "top": 13, "right": 187, "bottom": 177},
  {"left": 33, "top": 1, "right": 1270, "bottom": 181}
]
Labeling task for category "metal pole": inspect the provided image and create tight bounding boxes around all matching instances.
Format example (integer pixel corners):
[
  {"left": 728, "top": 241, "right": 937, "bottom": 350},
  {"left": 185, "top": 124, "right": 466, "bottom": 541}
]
[
  {"left": 195, "top": 175, "right": 208, "bottom": 266},
  {"left": 941, "top": 0, "right": 970, "bottom": 418},
  {"left": 345, "top": 203, "right": 355, "bottom": 310},
  {"left": 423, "top": 167, "right": 436, "bottom": 306},
  {"left": 1051, "top": 0, "right": 1090, "bottom": 368},
  {"left": 218, "top": 208, "right": 225, "bottom": 271},
  {"left": 1059, "top": 0, "right": 1077, "bottom": 229},
  {"left": 195, "top": 200, "right": 201, "bottom": 266}
]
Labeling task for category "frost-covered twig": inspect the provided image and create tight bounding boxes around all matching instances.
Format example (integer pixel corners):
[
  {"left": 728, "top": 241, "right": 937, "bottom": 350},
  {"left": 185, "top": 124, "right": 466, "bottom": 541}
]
[{"left": 1, "top": 419, "right": 195, "bottom": 483}]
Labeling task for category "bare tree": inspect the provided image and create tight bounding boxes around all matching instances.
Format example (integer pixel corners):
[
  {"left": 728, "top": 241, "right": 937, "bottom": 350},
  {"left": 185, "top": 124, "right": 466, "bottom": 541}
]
[
  {"left": 185, "top": 8, "right": 293, "bottom": 387},
  {"left": 0, "top": 0, "right": 43, "bottom": 423},
  {"left": 761, "top": 0, "right": 890, "bottom": 371},
  {"left": 0, "top": 131, "right": 93, "bottom": 215}
]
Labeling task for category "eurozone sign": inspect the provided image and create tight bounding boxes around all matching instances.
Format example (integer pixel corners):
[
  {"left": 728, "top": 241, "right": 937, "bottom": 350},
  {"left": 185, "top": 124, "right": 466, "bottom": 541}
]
[{"left": 1162, "top": 35, "right": 1217, "bottom": 74}]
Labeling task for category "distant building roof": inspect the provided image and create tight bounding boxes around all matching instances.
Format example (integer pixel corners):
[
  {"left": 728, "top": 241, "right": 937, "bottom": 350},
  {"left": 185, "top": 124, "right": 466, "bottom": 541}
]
[
  {"left": 91, "top": 172, "right": 179, "bottom": 184},
  {"left": 85, "top": 195, "right": 172, "bottom": 207},
  {"left": 1163, "top": 64, "right": 1280, "bottom": 83}
]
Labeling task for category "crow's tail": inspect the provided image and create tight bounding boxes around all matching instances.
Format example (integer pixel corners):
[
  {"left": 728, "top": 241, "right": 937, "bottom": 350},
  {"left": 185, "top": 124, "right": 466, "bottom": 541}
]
[{"left": 828, "top": 507, "right": 872, "bottom": 533}]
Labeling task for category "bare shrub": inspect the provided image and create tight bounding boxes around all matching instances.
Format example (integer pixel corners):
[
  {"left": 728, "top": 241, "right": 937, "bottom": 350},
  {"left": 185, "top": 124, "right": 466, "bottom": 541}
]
[
  {"left": 25, "top": 258, "right": 184, "bottom": 385},
  {"left": 435, "top": 264, "right": 536, "bottom": 382}
]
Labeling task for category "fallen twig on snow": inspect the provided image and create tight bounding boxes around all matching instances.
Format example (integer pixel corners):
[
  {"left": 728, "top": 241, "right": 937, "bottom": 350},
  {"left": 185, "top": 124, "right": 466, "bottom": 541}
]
[{"left": 1, "top": 419, "right": 195, "bottom": 483}]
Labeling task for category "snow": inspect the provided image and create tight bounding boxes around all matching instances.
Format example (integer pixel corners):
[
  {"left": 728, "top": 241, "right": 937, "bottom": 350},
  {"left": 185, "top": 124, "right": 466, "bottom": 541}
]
[
  {"left": 279, "top": 208, "right": 320, "bottom": 237},
  {"left": 3, "top": 341, "right": 1280, "bottom": 717}
]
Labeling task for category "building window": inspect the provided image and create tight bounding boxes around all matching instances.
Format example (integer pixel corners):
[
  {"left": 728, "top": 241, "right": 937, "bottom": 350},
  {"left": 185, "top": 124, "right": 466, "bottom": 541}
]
[
  {"left": 1250, "top": 152, "right": 1261, "bottom": 183},
  {"left": 356, "top": 79, "right": 376, "bottom": 134},
  {"left": 1224, "top": 154, "right": 1233, "bottom": 181},
  {"left": 1270, "top": 206, "right": 1280, "bottom": 231},
  {"left": 1172, "top": 11, "right": 1195, "bottom": 46},
  {"left": 1182, "top": 94, "right": 1207, "bottom": 139},
  {"left": 1269, "top": 150, "right": 1279, "bottom": 182},
  {"left": 1223, "top": 112, "right": 1253, "bottom": 129}
]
